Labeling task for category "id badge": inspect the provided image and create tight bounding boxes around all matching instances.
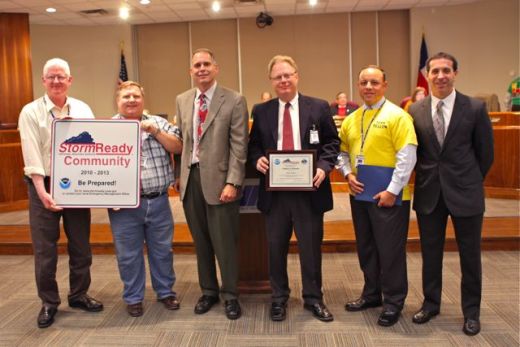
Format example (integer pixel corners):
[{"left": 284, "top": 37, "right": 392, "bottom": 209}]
[
  {"left": 310, "top": 129, "right": 320, "bottom": 144},
  {"left": 355, "top": 154, "right": 364, "bottom": 167}
]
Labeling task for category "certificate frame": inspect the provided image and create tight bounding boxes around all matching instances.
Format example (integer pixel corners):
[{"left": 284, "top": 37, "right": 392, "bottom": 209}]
[{"left": 266, "top": 149, "right": 316, "bottom": 191}]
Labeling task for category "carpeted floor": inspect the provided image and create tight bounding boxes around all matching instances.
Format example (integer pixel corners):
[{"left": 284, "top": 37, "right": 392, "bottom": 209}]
[{"left": 0, "top": 251, "right": 518, "bottom": 346}]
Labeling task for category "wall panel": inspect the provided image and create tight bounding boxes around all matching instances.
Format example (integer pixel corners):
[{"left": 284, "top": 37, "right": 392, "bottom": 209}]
[
  {"left": 0, "top": 13, "right": 33, "bottom": 128},
  {"left": 350, "top": 12, "right": 378, "bottom": 105},
  {"left": 241, "top": 13, "right": 351, "bottom": 108},
  {"left": 137, "top": 23, "right": 190, "bottom": 121},
  {"left": 191, "top": 20, "right": 239, "bottom": 93},
  {"left": 379, "top": 10, "right": 410, "bottom": 105}
]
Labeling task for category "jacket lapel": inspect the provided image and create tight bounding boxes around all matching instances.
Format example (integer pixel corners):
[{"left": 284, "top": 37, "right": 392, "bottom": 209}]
[
  {"left": 298, "top": 94, "right": 311, "bottom": 148},
  {"left": 183, "top": 89, "right": 197, "bottom": 149},
  {"left": 200, "top": 85, "right": 224, "bottom": 140},
  {"left": 443, "top": 91, "right": 465, "bottom": 147},
  {"left": 267, "top": 99, "right": 279, "bottom": 147}
]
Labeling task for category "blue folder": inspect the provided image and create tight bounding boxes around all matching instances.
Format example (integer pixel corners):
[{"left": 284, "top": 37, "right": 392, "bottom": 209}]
[{"left": 354, "top": 165, "right": 402, "bottom": 206}]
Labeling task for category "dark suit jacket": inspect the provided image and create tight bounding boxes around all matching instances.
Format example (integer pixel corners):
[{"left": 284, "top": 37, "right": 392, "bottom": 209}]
[
  {"left": 248, "top": 94, "right": 340, "bottom": 214},
  {"left": 409, "top": 91, "right": 494, "bottom": 217}
]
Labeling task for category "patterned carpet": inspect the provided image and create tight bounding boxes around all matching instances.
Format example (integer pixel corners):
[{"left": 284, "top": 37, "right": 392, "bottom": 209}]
[{"left": 0, "top": 251, "right": 518, "bottom": 346}]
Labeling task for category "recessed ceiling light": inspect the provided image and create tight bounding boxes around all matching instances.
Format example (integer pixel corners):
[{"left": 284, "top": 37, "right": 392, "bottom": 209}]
[
  {"left": 212, "top": 1, "right": 221, "bottom": 12},
  {"left": 140, "top": 0, "right": 151, "bottom": 5},
  {"left": 309, "top": 0, "right": 318, "bottom": 6},
  {"left": 119, "top": 6, "right": 130, "bottom": 20},
  {"left": 46, "top": 7, "right": 57, "bottom": 13}
]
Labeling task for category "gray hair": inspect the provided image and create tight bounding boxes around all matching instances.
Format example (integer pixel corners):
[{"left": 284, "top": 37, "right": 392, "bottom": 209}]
[{"left": 43, "top": 58, "right": 71, "bottom": 76}]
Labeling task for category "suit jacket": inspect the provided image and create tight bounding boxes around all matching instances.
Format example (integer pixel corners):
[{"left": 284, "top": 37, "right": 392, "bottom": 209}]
[
  {"left": 248, "top": 94, "right": 340, "bottom": 214},
  {"left": 330, "top": 101, "right": 359, "bottom": 116},
  {"left": 409, "top": 91, "right": 494, "bottom": 217},
  {"left": 176, "top": 84, "right": 249, "bottom": 205}
]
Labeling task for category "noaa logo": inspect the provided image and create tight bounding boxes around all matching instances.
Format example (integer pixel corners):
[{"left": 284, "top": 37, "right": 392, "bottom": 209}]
[
  {"left": 301, "top": 159, "right": 308, "bottom": 164},
  {"left": 59, "top": 177, "right": 71, "bottom": 189},
  {"left": 274, "top": 159, "right": 281, "bottom": 165}
]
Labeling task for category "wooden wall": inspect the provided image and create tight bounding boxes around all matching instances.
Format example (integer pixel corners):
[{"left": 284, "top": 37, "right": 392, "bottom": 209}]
[{"left": 0, "top": 13, "right": 33, "bottom": 129}]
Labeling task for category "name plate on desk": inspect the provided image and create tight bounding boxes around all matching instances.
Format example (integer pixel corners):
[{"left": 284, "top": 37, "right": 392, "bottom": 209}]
[
  {"left": 50, "top": 119, "right": 141, "bottom": 208},
  {"left": 266, "top": 150, "right": 316, "bottom": 191}
]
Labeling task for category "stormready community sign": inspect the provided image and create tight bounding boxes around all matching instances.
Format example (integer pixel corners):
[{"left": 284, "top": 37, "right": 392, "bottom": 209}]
[{"left": 51, "top": 119, "right": 141, "bottom": 208}]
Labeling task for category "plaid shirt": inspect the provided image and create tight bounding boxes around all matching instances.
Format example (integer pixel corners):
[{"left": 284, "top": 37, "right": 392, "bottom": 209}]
[{"left": 113, "top": 114, "right": 181, "bottom": 194}]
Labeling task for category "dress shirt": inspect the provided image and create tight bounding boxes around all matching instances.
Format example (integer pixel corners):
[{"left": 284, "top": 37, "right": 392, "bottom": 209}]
[
  {"left": 18, "top": 94, "right": 94, "bottom": 177},
  {"left": 277, "top": 94, "right": 301, "bottom": 150},
  {"left": 191, "top": 82, "right": 217, "bottom": 164},
  {"left": 431, "top": 89, "right": 456, "bottom": 136},
  {"left": 113, "top": 114, "right": 181, "bottom": 194}
]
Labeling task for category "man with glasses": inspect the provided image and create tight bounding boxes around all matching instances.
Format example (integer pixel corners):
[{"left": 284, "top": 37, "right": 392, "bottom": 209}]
[
  {"left": 337, "top": 65, "right": 417, "bottom": 327},
  {"left": 175, "top": 48, "right": 249, "bottom": 320},
  {"left": 18, "top": 58, "right": 103, "bottom": 328},
  {"left": 248, "top": 55, "right": 339, "bottom": 322}
]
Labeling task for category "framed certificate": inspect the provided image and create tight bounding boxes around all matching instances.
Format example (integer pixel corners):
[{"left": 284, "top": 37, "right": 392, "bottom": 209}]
[
  {"left": 50, "top": 119, "right": 141, "bottom": 208},
  {"left": 266, "top": 150, "right": 316, "bottom": 191}
]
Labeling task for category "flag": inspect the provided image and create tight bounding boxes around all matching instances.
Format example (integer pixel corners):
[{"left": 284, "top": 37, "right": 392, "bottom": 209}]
[
  {"left": 416, "top": 34, "right": 429, "bottom": 94},
  {"left": 118, "top": 50, "right": 128, "bottom": 84}
]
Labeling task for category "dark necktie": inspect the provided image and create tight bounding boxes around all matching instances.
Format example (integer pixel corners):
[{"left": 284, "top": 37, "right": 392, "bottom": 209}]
[
  {"left": 433, "top": 100, "right": 445, "bottom": 146},
  {"left": 282, "top": 102, "right": 294, "bottom": 150},
  {"left": 197, "top": 94, "right": 208, "bottom": 140}
]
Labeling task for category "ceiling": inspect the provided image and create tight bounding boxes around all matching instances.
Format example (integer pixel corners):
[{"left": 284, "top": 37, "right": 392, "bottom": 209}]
[{"left": 0, "top": 0, "right": 479, "bottom": 25}]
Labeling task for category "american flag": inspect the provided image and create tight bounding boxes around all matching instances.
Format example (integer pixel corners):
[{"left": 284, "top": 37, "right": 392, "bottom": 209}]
[
  {"left": 119, "top": 50, "right": 128, "bottom": 84},
  {"left": 416, "top": 34, "right": 429, "bottom": 94}
]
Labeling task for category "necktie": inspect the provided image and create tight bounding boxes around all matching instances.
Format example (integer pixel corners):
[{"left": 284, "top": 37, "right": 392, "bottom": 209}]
[
  {"left": 282, "top": 102, "right": 294, "bottom": 150},
  {"left": 197, "top": 94, "right": 208, "bottom": 140},
  {"left": 433, "top": 100, "right": 445, "bottom": 146}
]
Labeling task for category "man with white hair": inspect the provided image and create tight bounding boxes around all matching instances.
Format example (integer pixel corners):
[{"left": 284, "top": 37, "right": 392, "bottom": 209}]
[{"left": 18, "top": 58, "right": 103, "bottom": 329}]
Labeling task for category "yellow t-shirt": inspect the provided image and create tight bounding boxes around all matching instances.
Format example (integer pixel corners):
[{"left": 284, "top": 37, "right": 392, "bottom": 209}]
[{"left": 339, "top": 100, "right": 417, "bottom": 200}]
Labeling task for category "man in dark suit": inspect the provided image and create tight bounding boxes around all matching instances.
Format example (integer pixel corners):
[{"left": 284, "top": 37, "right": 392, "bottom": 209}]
[
  {"left": 176, "top": 48, "right": 249, "bottom": 320},
  {"left": 248, "top": 55, "right": 339, "bottom": 322},
  {"left": 408, "top": 52, "right": 494, "bottom": 336}
]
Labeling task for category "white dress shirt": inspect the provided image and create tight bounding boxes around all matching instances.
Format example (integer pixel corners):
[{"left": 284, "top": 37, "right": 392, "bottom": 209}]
[
  {"left": 277, "top": 94, "right": 301, "bottom": 150},
  {"left": 18, "top": 94, "right": 94, "bottom": 177},
  {"left": 191, "top": 81, "right": 217, "bottom": 164}
]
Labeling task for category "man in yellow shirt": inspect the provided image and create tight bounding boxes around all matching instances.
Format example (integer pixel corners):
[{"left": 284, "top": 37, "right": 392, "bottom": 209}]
[{"left": 337, "top": 65, "right": 417, "bottom": 327}]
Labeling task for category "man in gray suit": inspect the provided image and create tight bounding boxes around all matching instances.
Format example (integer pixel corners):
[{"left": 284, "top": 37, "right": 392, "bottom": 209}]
[
  {"left": 175, "top": 48, "right": 249, "bottom": 320},
  {"left": 408, "top": 52, "right": 494, "bottom": 336}
]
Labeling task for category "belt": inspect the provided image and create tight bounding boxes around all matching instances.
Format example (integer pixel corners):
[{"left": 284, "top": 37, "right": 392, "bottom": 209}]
[
  {"left": 190, "top": 162, "right": 200, "bottom": 168},
  {"left": 140, "top": 191, "right": 166, "bottom": 199}
]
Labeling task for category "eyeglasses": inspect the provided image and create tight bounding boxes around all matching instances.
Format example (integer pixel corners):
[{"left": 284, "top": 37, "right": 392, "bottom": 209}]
[
  {"left": 44, "top": 75, "right": 69, "bottom": 82},
  {"left": 270, "top": 72, "right": 296, "bottom": 82}
]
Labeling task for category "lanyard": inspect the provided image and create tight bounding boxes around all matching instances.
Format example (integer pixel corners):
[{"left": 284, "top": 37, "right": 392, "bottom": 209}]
[
  {"left": 43, "top": 97, "right": 70, "bottom": 118},
  {"left": 360, "top": 100, "right": 385, "bottom": 153}
]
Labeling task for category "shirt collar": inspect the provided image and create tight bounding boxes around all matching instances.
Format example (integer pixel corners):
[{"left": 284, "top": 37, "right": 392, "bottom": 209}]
[
  {"left": 363, "top": 96, "right": 386, "bottom": 110},
  {"left": 431, "top": 89, "right": 456, "bottom": 109},
  {"left": 278, "top": 93, "right": 299, "bottom": 108},
  {"left": 43, "top": 94, "right": 69, "bottom": 112},
  {"left": 196, "top": 81, "right": 217, "bottom": 102}
]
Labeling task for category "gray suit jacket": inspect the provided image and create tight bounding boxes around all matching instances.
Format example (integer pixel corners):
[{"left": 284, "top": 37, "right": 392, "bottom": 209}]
[
  {"left": 409, "top": 91, "right": 494, "bottom": 217},
  {"left": 175, "top": 84, "right": 249, "bottom": 205}
]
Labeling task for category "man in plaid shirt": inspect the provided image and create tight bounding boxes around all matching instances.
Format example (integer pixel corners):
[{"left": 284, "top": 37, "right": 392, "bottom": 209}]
[{"left": 109, "top": 81, "right": 182, "bottom": 318}]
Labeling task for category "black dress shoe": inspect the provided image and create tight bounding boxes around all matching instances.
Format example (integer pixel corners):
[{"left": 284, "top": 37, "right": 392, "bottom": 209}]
[
  {"left": 224, "top": 299, "right": 242, "bottom": 320},
  {"left": 345, "top": 298, "right": 382, "bottom": 312},
  {"left": 463, "top": 318, "right": 481, "bottom": 336},
  {"left": 304, "top": 302, "right": 334, "bottom": 322},
  {"left": 127, "top": 302, "right": 143, "bottom": 317},
  {"left": 68, "top": 294, "right": 103, "bottom": 312},
  {"left": 270, "top": 302, "right": 287, "bottom": 322},
  {"left": 37, "top": 306, "right": 57, "bottom": 328},
  {"left": 377, "top": 310, "right": 400, "bottom": 327},
  {"left": 412, "top": 309, "right": 439, "bottom": 324},
  {"left": 158, "top": 295, "right": 180, "bottom": 310},
  {"left": 194, "top": 295, "right": 219, "bottom": 314}
]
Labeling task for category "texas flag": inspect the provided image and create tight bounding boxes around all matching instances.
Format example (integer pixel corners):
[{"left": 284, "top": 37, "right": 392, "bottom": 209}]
[{"left": 416, "top": 34, "right": 429, "bottom": 94}]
